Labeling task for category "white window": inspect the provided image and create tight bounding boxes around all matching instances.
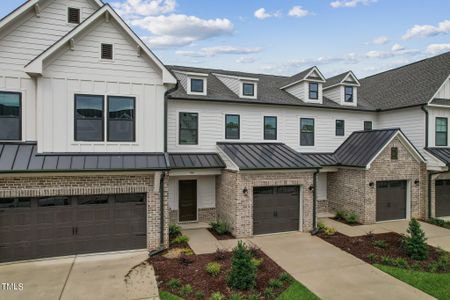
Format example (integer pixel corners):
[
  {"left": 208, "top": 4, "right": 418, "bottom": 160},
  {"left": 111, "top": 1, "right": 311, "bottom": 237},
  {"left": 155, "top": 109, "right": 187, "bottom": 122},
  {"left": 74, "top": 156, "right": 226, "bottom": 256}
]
[
  {"left": 187, "top": 77, "right": 207, "bottom": 95},
  {"left": 240, "top": 81, "right": 257, "bottom": 98}
]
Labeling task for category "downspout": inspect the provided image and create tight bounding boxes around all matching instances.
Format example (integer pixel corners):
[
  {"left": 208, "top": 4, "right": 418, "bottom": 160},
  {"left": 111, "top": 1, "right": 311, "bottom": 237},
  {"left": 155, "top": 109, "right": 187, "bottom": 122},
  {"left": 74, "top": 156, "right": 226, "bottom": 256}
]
[
  {"left": 421, "top": 105, "right": 429, "bottom": 148},
  {"left": 421, "top": 105, "right": 432, "bottom": 219},
  {"left": 149, "top": 171, "right": 167, "bottom": 257},
  {"left": 311, "top": 168, "right": 320, "bottom": 235}
]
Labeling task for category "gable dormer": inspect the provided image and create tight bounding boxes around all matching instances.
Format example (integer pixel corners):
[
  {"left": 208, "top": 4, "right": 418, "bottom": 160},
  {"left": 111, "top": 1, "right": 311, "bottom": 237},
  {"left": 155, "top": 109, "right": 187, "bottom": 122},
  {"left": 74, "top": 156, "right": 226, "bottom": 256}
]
[
  {"left": 323, "top": 71, "right": 360, "bottom": 107},
  {"left": 172, "top": 71, "right": 209, "bottom": 96},
  {"left": 214, "top": 73, "right": 259, "bottom": 99},
  {"left": 280, "top": 66, "right": 326, "bottom": 104}
]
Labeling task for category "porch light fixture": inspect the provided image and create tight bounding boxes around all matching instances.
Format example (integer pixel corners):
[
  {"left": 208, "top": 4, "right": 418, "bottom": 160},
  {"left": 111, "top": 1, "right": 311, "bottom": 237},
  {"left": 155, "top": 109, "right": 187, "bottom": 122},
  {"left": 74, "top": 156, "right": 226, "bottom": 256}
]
[
  {"left": 308, "top": 185, "right": 314, "bottom": 191},
  {"left": 243, "top": 187, "right": 248, "bottom": 195},
  {"left": 369, "top": 182, "right": 374, "bottom": 187},
  {"left": 414, "top": 179, "right": 420, "bottom": 186}
]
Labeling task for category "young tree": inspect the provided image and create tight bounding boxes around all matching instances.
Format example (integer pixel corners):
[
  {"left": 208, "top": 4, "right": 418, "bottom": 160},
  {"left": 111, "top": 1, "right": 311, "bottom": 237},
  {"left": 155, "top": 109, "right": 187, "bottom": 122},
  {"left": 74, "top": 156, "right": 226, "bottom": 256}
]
[
  {"left": 228, "top": 241, "right": 257, "bottom": 290},
  {"left": 404, "top": 218, "right": 428, "bottom": 260}
]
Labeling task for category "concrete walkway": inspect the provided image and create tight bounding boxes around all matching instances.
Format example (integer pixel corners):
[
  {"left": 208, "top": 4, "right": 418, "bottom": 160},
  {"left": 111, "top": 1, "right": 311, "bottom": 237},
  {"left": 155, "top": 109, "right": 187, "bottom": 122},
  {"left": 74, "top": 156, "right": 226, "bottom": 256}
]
[
  {"left": 251, "top": 232, "right": 434, "bottom": 300},
  {"left": 182, "top": 228, "right": 249, "bottom": 254},
  {"left": 320, "top": 218, "right": 450, "bottom": 251},
  {"left": 0, "top": 251, "right": 159, "bottom": 300}
]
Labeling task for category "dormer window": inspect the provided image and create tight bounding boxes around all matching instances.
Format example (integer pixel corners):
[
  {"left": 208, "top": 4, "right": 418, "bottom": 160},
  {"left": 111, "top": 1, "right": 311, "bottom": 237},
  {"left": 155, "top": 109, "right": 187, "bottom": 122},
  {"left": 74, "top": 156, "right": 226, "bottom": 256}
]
[
  {"left": 190, "top": 78, "right": 204, "bottom": 93},
  {"left": 68, "top": 8, "right": 80, "bottom": 24},
  {"left": 345, "top": 86, "right": 354, "bottom": 102},
  {"left": 243, "top": 83, "right": 255, "bottom": 97},
  {"left": 309, "top": 83, "right": 319, "bottom": 100}
]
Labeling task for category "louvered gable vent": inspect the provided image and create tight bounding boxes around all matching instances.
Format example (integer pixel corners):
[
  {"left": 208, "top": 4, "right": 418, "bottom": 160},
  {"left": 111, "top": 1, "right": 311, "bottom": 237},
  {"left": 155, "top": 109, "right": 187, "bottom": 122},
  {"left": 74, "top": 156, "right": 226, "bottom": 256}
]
[
  {"left": 101, "top": 43, "right": 113, "bottom": 60},
  {"left": 68, "top": 8, "right": 80, "bottom": 24}
]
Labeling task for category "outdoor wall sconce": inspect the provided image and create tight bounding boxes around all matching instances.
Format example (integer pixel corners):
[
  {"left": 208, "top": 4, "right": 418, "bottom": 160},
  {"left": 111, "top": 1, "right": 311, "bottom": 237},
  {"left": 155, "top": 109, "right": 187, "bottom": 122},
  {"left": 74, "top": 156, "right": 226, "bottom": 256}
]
[
  {"left": 414, "top": 179, "right": 420, "bottom": 186},
  {"left": 308, "top": 185, "right": 314, "bottom": 191},
  {"left": 243, "top": 187, "right": 248, "bottom": 195},
  {"left": 369, "top": 182, "right": 375, "bottom": 187}
]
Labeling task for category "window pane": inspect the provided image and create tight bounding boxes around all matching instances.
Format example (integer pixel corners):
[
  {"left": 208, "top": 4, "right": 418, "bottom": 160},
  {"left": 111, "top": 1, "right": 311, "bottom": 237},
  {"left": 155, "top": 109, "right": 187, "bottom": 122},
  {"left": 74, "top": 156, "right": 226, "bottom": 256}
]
[
  {"left": 191, "top": 79, "right": 204, "bottom": 93},
  {"left": 179, "top": 112, "right": 198, "bottom": 144},
  {"left": 75, "top": 95, "right": 104, "bottom": 142},
  {"left": 0, "top": 198, "right": 31, "bottom": 209},
  {"left": 336, "top": 120, "right": 345, "bottom": 136},
  {"left": 38, "top": 197, "right": 71, "bottom": 207},
  {"left": 0, "top": 92, "right": 21, "bottom": 140},
  {"left": 301, "top": 118, "right": 314, "bottom": 146},
  {"left": 391, "top": 147, "right": 398, "bottom": 160},
  {"left": 75, "top": 95, "right": 103, "bottom": 119},
  {"left": 345, "top": 86, "right": 353, "bottom": 102},
  {"left": 243, "top": 83, "right": 254, "bottom": 96},
  {"left": 364, "top": 121, "right": 372, "bottom": 131},
  {"left": 78, "top": 195, "right": 109, "bottom": 205},
  {"left": 436, "top": 118, "right": 448, "bottom": 146},
  {"left": 76, "top": 119, "right": 103, "bottom": 141},
  {"left": 114, "top": 194, "right": 145, "bottom": 204},
  {"left": 309, "top": 83, "right": 318, "bottom": 99},
  {"left": 108, "top": 96, "right": 135, "bottom": 142},
  {"left": 437, "top": 133, "right": 447, "bottom": 146},
  {"left": 264, "top": 116, "right": 277, "bottom": 140},
  {"left": 225, "top": 115, "right": 240, "bottom": 139},
  {"left": 179, "top": 129, "right": 198, "bottom": 145}
]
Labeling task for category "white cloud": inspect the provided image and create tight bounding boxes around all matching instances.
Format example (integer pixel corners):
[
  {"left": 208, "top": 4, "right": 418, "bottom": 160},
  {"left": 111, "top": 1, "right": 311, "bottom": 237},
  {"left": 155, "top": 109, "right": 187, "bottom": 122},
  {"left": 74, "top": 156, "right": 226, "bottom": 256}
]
[
  {"left": 132, "top": 14, "right": 234, "bottom": 48},
  {"left": 330, "top": 0, "right": 377, "bottom": 8},
  {"left": 236, "top": 57, "right": 257, "bottom": 64},
  {"left": 402, "top": 20, "right": 450, "bottom": 40},
  {"left": 371, "top": 36, "right": 390, "bottom": 45},
  {"left": 176, "top": 46, "right": 262, "bottom": 57},
  {"left": 254, "top": 8, "right": 282, "bottom": 20},
  {"left": 391, "top": 43, "right": 405, "bottom": 52},
  {"left": 111, "top": 0, "right": 176, "bottom": 19},
  {"left": 426, "top": 43, "right": 450, "bottom": 54},
  {"left": 288, "top": 6, "right": 310, "bottom": 18}
]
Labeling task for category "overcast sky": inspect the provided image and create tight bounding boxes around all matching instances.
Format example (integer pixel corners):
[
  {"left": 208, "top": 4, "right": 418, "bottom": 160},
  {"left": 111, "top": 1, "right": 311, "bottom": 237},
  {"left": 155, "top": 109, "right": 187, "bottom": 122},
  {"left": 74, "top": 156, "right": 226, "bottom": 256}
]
[{"left": 1, "top": 0, "right": 450, "bottom": 78}]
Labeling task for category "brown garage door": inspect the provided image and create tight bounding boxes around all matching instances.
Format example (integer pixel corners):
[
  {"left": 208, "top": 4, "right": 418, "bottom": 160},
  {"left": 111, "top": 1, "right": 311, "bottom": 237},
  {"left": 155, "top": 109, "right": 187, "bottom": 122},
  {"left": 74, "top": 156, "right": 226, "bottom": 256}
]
[
  {"left": 0, "top": 193, "right": 146, "bottom": 263},
  {"left": 436, "top": 180, "right": 450, "bottom": 217},
  {"left": 253, "top": 186, "right": 300, "bottom": 235},
  {"left": 376, "top": 181, "right": 407, "bottom": 222}
]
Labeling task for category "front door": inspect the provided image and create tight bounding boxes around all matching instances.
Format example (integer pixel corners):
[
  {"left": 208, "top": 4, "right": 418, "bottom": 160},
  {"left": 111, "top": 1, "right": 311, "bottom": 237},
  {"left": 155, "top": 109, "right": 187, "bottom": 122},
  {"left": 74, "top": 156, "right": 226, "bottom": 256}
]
[{"left": 179, "top": 180, "right": 197, "bottom": 222}]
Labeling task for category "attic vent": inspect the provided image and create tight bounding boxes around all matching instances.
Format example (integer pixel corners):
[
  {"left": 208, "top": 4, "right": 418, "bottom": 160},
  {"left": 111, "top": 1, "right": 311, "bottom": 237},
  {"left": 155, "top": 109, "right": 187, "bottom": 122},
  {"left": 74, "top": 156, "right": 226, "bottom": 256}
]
[
  {"left": 68, "top": 8, "right": 80, "bottom": 24},
  {"left": 101, "top": 43, "right": 113, "bottom": 60}
]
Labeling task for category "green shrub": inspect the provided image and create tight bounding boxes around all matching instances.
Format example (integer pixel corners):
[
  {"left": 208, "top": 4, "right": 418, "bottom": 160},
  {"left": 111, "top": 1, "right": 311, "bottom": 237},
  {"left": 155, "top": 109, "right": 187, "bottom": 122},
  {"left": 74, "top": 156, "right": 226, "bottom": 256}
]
[
  {"left": 210, "top": 220, "right": 231, "bottom": 235},
  {"left": 344, "top": 212, "right": 358, "bottom": 224},
  {"left": 428, "top": 252, "right": 449, "bottom": 272},
  {"left": 181, "top": 248, "right": 194, "bottom": 256},
  {"left": 205, "top": 262, "right": 221, "bottom": 277},
  {"left": 380, "top": 256, "right": 409, "bottom": 269},
  {"left": 428, "top": 218, "right": 450, "bottom": 228},
  {"left": 335, "top": 210, "right": 347, "bottom": 220},
  {"left": 404, "top": 218, "right": 428, "bottom": 260},
  {"left": 372, "top": 240, "right": 387, "bottom": 249},
  {"left": 324, "top": 226, "right": 336, "bottom": 236},
  {"left": 169, "top": 224, "right": 181, "bottom": 239},
  {"left": 167, "top": 278, "right": 181, "bottom": 290},
  {"left": 209, "top": 292, "right": 225, "bottom": 300},
  {"left": 195, "top": 291, "right": 205, "bottom": 299},
  {"left": 268, "top": 278, "right": 283, "bottom": 289},
  {"left": 367, "top": 253, "right": 378, "bottom": 263},
  {"left": 251, "top": 257, "right": 263, "bottom": 268},
  {"left": 278, "top": 272, "right": 293, "bottom": 284},
  {"left": 247, "top": 294, "right": 260, "bottom": 300},
  {"left": 228, "top": 241, "right": 257, "bottom": 290},
  {"left": 317, "top": 222, "right": 326, "bottom": 230},
  {"left": 171, "top": 235, "right": 189, "bottom": 245},
  {"left": 230, "top": 293, "right": 244, "bottom": 300},
  {"left": 264, "top": 287, "right": 275, "bottom": 299},
  {"left": 179, "top": 284, "right": 193, "bottom": 298}
]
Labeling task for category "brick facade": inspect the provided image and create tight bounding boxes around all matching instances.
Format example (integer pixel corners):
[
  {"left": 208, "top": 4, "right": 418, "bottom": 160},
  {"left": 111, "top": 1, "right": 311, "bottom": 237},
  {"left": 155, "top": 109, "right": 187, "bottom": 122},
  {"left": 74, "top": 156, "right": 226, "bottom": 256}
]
[
  {"left": 216, "top": 170, "right": 315, "bottom": 238},
  {"left": 0, "top": 173, "right": 169, "bottom": 251},
  {"left": 328, "top": 137, "right": 427, "bottom": 223},
  {"left": 169, "top": 207, "right": 217, "bottom": 224}
]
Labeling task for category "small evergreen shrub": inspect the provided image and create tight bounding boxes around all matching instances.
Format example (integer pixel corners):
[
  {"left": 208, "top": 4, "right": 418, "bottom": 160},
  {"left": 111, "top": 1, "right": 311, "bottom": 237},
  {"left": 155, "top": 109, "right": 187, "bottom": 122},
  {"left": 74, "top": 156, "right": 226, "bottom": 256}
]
[
  {"left": 404, "top": 218, "right": 428, "bottom": 260},
  {"left": 263, "top": 287, "right": 275, "bottom": 299},
  {"left": 372, "top": 240, "right": 387, "bottom": 249},
  {"left": 205, "top": 262, "right": 221, "bottom": 277},
  {"left": 179, "top": 284, "right": 193, "bottom": 298},
  {"left": 278, "top": 272, "right": 293, "bottom": 284},
  {"left": 268, "top": 278, "right": 283, "bottom": 289},
  {"left": 210, "top": 221, "right": 231, "bottom": 235},
  {"left": 209, "top": 292, "right": 225, "bottom": 300},
  {"left": 380, "top": 256, "right": 409, "bottom": 269},
  {"left": 428, "top": 251, "right": 449, "bottom": 272},
  {"left": 324, "top": 226, "right": 336, "bottom": 236},
  {"left": 195, "top": 291, "right": 205, "bottom": 299},
  {"left": 247, "top": 294, "right": 260, "bottom": 300},
  {"left": 171, "top": 235, "right": 189, "bottom": 245},
  {"left": 335, "top": 210, "right": 347, "bottom": 220},
  {"left": 227, "top": 241, "right": 257, "bottom": 290},
  {"left": 230, "top": 293, "right": 244, "bottom": 300},
  {"left": 251, "top": 257, "right": 263, "bottom": 268},
  {"left": 167, "top": 278, "right": 181, "bottom": 290},
  {"left": 367, "top": 253, "right": 378, "bottom": 263},
  {"left": 344, "top": 212, "right": 358, "bottom": 224},
  {"left": 169, "top": 224, "right": 181, "bottom": 239}
]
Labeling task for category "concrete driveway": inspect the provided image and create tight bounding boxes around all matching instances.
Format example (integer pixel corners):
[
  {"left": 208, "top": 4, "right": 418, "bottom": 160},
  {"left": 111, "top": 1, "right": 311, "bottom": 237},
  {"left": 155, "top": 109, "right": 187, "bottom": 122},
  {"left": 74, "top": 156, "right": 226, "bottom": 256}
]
[
  {"left": 0, "top": 251, "right": 159, "bottom": 300},
  {"left": 251, "top": 232, "right": 434, "bottom": 300}
]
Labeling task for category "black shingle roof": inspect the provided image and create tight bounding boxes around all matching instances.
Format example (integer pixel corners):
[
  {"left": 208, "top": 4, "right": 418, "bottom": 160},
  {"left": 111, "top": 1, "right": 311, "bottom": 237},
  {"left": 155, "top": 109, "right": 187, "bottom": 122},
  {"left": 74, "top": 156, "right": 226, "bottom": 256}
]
[
  {"left": 426, "top": 148, "right": 450, "bottom": 165},
  {"left": 217, "top": 142, "right": 319, "bottom": 170},
  {"left": 168, "top": 153, "right": 225, "bottom": 169},
  {"left": 323, "top": 72, "right": 349, "bottom": 88},
  {"left": 431, "top": 98, "right": 450, "bottom": 106},
  {"left": 0, "top": 142, "right": 168, "bottom": 173},
  {"left": 279, "top": 67, "right": 315, "bottom": 88}
]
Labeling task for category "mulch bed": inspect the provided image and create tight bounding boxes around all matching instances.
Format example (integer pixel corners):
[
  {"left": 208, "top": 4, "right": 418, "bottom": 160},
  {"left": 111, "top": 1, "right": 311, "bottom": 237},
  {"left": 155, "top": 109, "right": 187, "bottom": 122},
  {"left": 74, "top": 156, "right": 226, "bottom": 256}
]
[
  {"left": 332, "top": 217, "right": 363, "bottom": 226},
  {"left": 207, "top": 228, "right": 235, "bottom": 240},
  {"left": 149, "top": 248, "right": 289, "bottom": 299},
  {"left": 318, "top": 232, "right": 450, "bottom": 272}
]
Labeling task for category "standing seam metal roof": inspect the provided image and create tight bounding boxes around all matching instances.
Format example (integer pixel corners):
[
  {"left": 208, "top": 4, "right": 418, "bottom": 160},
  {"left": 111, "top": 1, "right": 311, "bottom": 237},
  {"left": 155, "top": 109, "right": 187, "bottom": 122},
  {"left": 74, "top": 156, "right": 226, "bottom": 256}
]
[{"left": 425, "top": 148, "right": 450, "bottom": 166}]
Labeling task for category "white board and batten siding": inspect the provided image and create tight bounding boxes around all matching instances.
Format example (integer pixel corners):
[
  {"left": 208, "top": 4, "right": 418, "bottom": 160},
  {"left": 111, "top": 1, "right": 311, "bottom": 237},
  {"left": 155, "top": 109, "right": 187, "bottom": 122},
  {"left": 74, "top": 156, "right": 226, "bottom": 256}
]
[
  {"left": 376, "top": 106, "right": 426, "bottom": 150},
  {"left": 0, "top": 0, "right": 99, "bottom": 143},
  {"left": 435, "top": 77, "right": 450, "bottom": 99},
  {"left": 38, "top": 18, "right": 166, "bottom": 153},
  {"left": 167, "top": 100, "right": 377, "bottom": 153},
  {"left": 168, "top": 176, "right": 216, "bottom": 212}
]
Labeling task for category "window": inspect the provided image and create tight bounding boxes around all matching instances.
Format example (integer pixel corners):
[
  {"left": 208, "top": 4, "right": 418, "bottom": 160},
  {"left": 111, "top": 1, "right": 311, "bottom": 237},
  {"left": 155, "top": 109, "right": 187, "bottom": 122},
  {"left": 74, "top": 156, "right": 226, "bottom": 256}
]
[
  {"left": 391, "top": 147, "right": 398, "bottom": 160},
  {"left": 436, "top": 117, "right": 448, "bottom": 146},
  {"left": 78, "top": 195, "right": 109, "bottom": 205},
  {"left": 107, "top": 96, "right": 135, "bottom": 142},
  {"left": 225, "top": 114, "right": 240, "bottom": 140},
  {"left": 300, "top": 118, "right": 315, "bottom": 146},
  {"left": 344, "top": 86, "right": 354, "bottom": 102},
  {"left": 179, "top": 112, "right": 198, "bottom": 145},
  {"left": 264, "top": 116, "right": 277, "bottom": 140},
  {"left": 242, "top": 83, "right": 255, "bottom": 97},
  {"left": 74, "top": 95, "right": 104, "bottom": 142},
  {"left": 101, "top": 43, "right": 113, "bottom": 60},
  {"left": 38, "top": 197, "right": 71, "bottom": 207},
  {"left": 309, "top": 83, "right": 319, "bottom": 100},
  {"left": 68, "top": 7, "right": 80, "bottom": 24},
  {"left": 336, "top": 120, "right": 345, "bottom": 136},
  {"left": 364, "top": 121, "right": 373, "bottom": 131},
  {"left": 0, "top": 92, "right": 21, "bottom": 140},
  {"left": 190, "top": 78, "right": 204, "bottom": 93},
  {"left": 0, "top": 198, "right": 31, "bottom": 209},
  {"left": 114, "top": 194, "right": 145, "bottom": 204}
]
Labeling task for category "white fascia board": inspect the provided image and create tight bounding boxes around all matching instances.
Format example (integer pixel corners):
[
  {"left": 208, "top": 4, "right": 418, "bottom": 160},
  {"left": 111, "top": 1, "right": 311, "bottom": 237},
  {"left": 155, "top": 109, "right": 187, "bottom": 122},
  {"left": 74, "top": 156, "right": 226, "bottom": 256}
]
[
  {"left": 281, "top": 67, "right": 326, "bottom": 90},
  {"left": 342, "top": 71, "right": 361, "bottom": 87},
  {"left": 216, "top": 146, "right": 239, "bottom": 171},
  {"left": 24, "top": 5, "right": 176, "bottom": 84},
  {"left": 212, "top": 73, "right": 259, "bottom": 82},
  {"left": 173, "top": 70, "right": 209, "bottom": 77},
  {"left": 427, "top": 74, "right": 450, "bottom": 104}
]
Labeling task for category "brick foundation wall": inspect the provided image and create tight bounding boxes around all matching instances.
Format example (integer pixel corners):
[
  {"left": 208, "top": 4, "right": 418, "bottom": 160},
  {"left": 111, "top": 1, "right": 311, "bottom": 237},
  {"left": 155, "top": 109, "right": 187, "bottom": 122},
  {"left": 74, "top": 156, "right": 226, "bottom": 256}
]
[
  {"left": 216, "top": 170, "right": 315, "bottom": 238},
  {"left": 317, "top": 199, "right": 329, "bottom": 214},
  {"left": 0, "top": 173, "right": 168, "bottom": 251},
  {"left": 169, "top": 207, "right": 217, "bottom": 224}
]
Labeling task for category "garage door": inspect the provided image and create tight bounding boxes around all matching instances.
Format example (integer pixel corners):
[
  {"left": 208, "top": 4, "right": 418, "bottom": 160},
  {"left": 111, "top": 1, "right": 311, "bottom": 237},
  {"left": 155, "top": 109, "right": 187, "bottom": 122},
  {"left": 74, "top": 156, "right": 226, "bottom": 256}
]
[
  {"left": 376, "top": 181, "right": 407, "bottom": 222},
  {"left": 436, "top": 180, "right": 450, "bottom": 217},
  {"left": 253, "top": 186, "right": 300, "bottom": 235},
  {"left": 0, "top": 193, "right": 146, "bottom": 263}
]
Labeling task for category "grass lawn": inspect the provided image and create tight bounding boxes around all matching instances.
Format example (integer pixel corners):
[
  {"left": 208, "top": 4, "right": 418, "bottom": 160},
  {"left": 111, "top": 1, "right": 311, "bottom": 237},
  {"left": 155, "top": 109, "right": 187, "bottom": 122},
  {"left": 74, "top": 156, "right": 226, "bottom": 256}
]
[
  {"left": 159, "top": 281, "right": 319, "bottom": 300},
  {"left": 376, "top": 264, "right": 450, "bottom": 300}
]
